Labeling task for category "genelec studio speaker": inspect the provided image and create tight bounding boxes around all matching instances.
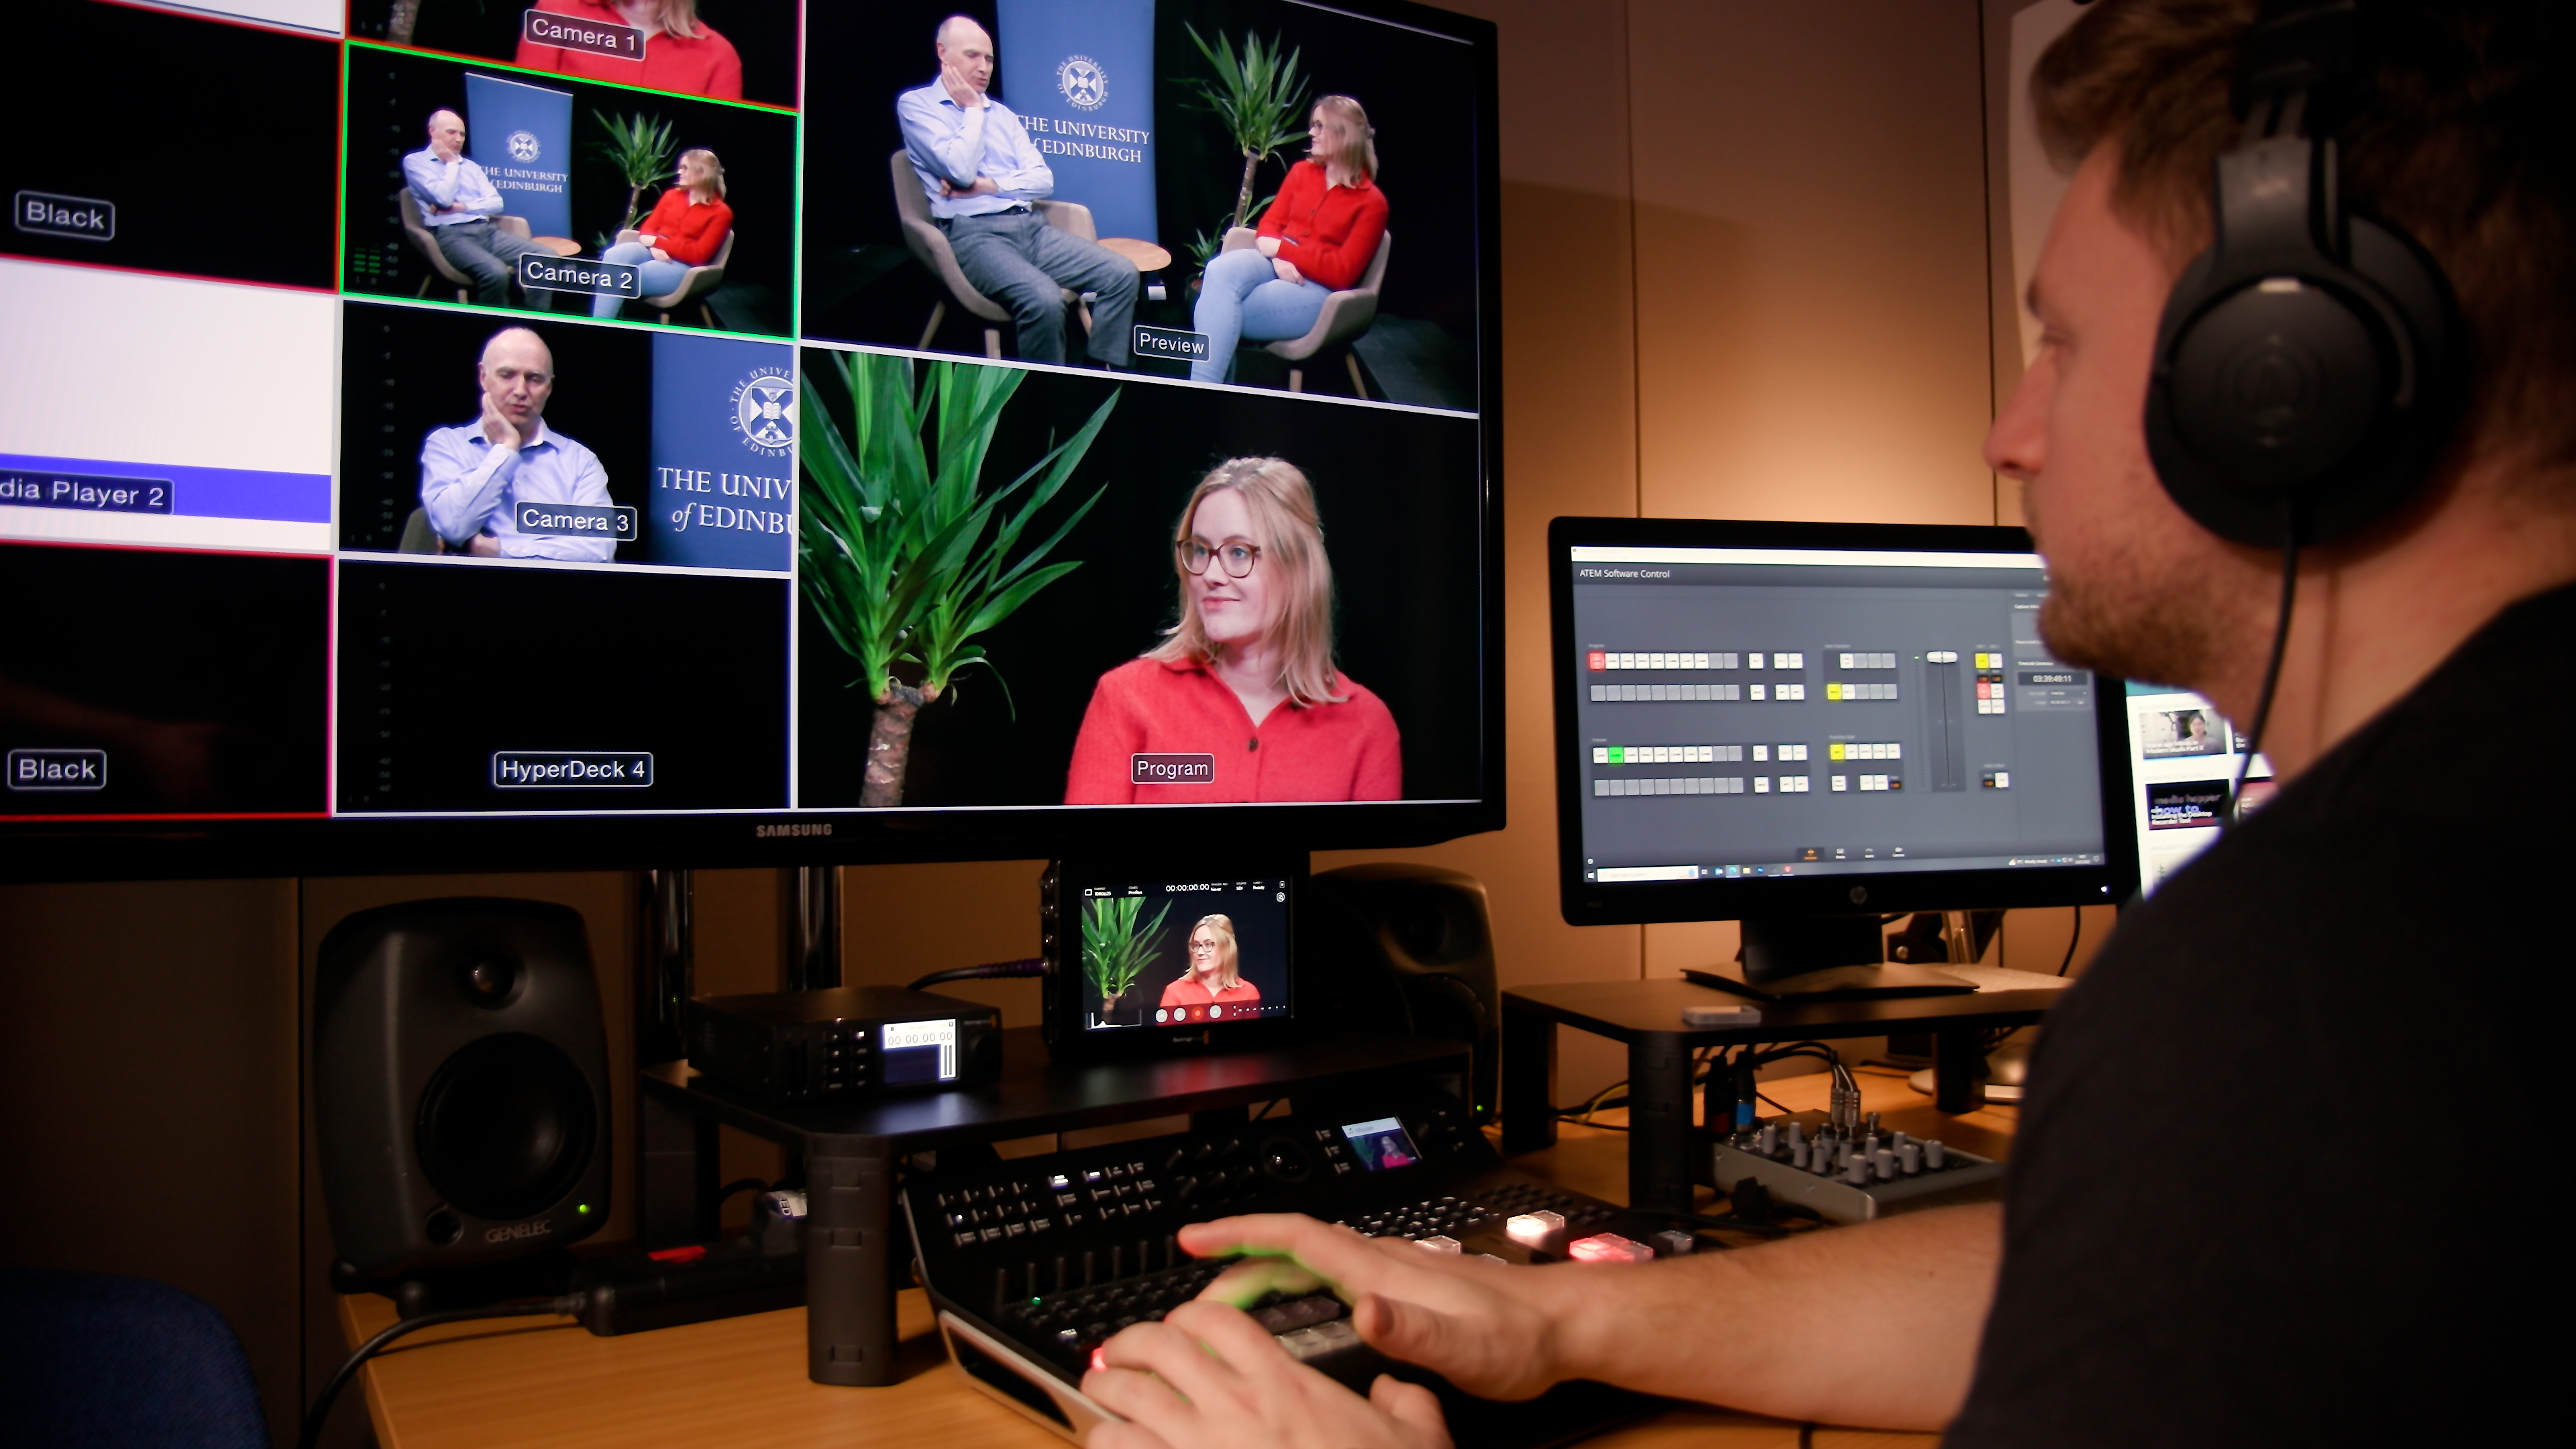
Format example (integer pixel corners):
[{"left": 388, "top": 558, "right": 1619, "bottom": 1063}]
[
  {"left": 1305, "top": 865, "right": 1501, "bottom": 1122},
  {"left": 314, "top": 898, "right": 610, "bottom": 1295}
]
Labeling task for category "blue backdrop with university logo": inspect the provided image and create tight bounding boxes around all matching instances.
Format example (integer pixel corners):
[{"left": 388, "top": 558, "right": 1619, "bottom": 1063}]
[
  {"left": 464, "top": 72, "right": 574, "bottom": 239},
  {"left": 998, "top": 0, "right": 1158, "bottom": 244},
  {"left": 647, "top": 334, "right": 797, "bottom": 572}
]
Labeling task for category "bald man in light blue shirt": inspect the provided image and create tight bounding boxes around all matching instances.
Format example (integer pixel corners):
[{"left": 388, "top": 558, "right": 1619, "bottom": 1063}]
[
  {"left": 405, "top": 109, "right": 553, "bottom": 309},
  {"left": 897, "top": 16, "right": 1135, "bottom": 366},
  {"left": 419, "top": 328, "right": 616, "bottom": 562}
]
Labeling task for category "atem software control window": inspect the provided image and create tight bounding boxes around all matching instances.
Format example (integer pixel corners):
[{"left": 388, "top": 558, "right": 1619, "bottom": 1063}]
[{"left": 1567, "top": 546, "right": 2109, "bottom": 883}]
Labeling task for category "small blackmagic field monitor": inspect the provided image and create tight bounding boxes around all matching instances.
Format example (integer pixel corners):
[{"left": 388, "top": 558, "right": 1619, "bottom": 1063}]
[
  {"left": 1548, "top": 518, "right": 2136, "bottom": 989},
  {"left": 1040, "top": 858, "right": 1298, "bottom": 1057}
]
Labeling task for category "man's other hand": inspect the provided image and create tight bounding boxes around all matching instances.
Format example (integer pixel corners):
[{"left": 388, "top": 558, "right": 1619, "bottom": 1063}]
[
  {"left": 1178, "top": 1216, "right": 1570, "bottom": 1402},
  {"left": 1083, "top": 1299, "right": 1451, "bottom": 1449},
  {"left": 941, "top": 60, "right": 987, "bottom": 109},
  {"left": 479, "top": 394, "right": 523, "bottom": 453},
  {"left": 466, "top": 534, "right": 501, "bottom": 557},
  {"left": 939, "top": 176, "right": 1002, "bottom": 199}
]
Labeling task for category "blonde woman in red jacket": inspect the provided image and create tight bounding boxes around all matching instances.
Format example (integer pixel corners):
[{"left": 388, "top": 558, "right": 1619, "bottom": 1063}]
[
  {"left": 1189, "top": 97, "right": 1389, "bottom": 384},
  {"left": 590, "top": 149, "right": 733, "bottom": 319},
  {"left": 1065, "top": 457, "right": 1401, "bottom": 804}
]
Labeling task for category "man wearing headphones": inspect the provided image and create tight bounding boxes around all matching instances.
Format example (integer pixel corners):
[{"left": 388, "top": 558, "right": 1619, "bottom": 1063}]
[{"left": 1078, "top": 3, "right": 2565, "bottom": 1446}]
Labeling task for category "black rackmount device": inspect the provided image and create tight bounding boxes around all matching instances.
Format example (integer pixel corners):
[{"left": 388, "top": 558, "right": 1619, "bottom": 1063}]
[{"left": 902, "top": 1089, "right": 1700, "bottom": 1446}]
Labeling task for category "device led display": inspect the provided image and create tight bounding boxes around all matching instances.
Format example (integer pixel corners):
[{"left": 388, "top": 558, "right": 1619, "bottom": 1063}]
[{"left": 879, "top": 1018, "right": 959, "bottom": 1085}]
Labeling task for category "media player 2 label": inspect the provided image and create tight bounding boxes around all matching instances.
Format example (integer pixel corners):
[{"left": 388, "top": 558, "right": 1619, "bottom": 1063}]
[
  {"left": 8, "top": 749, "right": 107, "bottom": 791},
  {"left": 0, "top": 469, "right": 174, "bottom": 515},
  {"left": 1131, "top": 753, "right": 1214, "bottom": 784},
  {"left": 15, "top": 191, "right": 115, "bottom": 241}
]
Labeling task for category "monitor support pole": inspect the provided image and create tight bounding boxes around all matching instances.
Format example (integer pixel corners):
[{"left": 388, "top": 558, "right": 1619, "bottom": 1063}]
[
  {"left": 787, "top": 865, "right": 841, "bottom": 990},
  {"left": 638, "top": 867, "right": 713, "bottom": 1248}
]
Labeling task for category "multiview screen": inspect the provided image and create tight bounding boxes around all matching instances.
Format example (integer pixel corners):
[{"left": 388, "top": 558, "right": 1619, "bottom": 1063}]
[
  {"left": 1553, "top": 525, "right": 2131, "bottom": 919},
  {"left": 0, "top": 1, "right": 1499, "bottom": 875}
]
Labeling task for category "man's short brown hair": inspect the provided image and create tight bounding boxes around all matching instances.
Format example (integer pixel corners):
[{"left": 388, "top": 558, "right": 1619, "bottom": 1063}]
[{"left": 2031, "top": 0, "right": 2575, "bottom": 473}]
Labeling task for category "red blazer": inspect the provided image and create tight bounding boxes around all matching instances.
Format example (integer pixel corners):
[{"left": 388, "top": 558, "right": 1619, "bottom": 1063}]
[
  {"left": 635, "top": 189, "right": 733, "bottom": 266},
  {"left": 1065, "top": 657, "right": 1402, "bottom": 804},
  {"left": 1256, "top": 160, "right": 1388, "bottom": 292},
  {"left": 515, "top": 0, "right": 745, "bottom": 101}
]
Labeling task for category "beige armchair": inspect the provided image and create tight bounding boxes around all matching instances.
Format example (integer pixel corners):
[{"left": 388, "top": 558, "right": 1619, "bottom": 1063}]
[
  {"left": 621, "top": 228, "right": 735, "bottom": 327},
  {"left": 890, "top": 150, "right": 1095, "bottom": 358},
  {"left": 396, "top": 191, "right": 531, "bottom": 303},
  {"left": 1220, "top": 226, "right": 1391, "bottom": 396}
]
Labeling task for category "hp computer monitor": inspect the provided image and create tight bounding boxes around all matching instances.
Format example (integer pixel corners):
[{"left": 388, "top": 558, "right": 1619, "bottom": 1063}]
[
  {"left": 1548, "top": 517, "right": 2137, "bottom": 983},
  {"left": 1, "top": 0, "right": 1503, "bottom": 882}
]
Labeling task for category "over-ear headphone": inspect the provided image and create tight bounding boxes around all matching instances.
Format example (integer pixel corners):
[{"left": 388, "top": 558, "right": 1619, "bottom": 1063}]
[{"left": 2146, "top": 0, "right": 2463, "bottom": 548}]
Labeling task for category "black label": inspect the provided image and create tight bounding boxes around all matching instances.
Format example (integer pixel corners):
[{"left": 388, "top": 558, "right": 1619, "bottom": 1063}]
[
  {"left": 514, "top": 501, "right": 638, "bottom": 541},
  {"left": 521, "top": 8, "right": 645, "bottom": 60},
  {"left": 1131, "top": 753, "right": 1214, "bottom": 784},
  {"left": 491, "top": 751, "right": 655, "bottom": 788},
  {"left": 1132, "top": 324, "right": 1212, "bottom": 361},
  {"left": 15, "top": 191, "right": 114, "bottom": 241},
  {"left": 518, "top": 254, "right": 641, "bottom": 297},
  {"left": 7, "top": 749, "right": 107, "bottom": 791}
]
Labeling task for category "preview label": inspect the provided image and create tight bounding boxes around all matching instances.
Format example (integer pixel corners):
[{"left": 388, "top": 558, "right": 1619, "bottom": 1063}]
[
  {"left": 514, "top": 501, "right": 638, "bottom": 541},
  {"left": 15, "top": 191, "right": 115, "bottom": 241},
  {"left": 522, "top": 9, "right": 645, "bottom": 60},
  {"left": 0, "top": 469, "right": 173, "bottom": 515},
  {"left": 517, "top": 254, "right": 642, "bottom": 299},
  {"left": 491, "top": 751, "right": 655, "bottom": 788},
  {"left": 1131, "top": 753, "right": 1215, "bottom": 784},
  {"left": 1132, "top": 324, "right": 1211, "bottom": 361},
  {"left": 8, "top": 749, "right": 107, "bottom": 791}
]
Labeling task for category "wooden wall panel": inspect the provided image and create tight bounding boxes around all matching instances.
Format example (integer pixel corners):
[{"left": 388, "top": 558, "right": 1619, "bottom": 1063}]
[{"left": 1629, "top": 0, "right": 1994, "bottom": 529}]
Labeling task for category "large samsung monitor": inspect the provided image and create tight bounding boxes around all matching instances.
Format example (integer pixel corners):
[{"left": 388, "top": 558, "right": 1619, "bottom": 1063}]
[
  {"left": 1548, "top": 518, "right": 2137, "bottom": 983},
  {"left": 1, "top": 0, "right": 1502, "bottom": 882}
]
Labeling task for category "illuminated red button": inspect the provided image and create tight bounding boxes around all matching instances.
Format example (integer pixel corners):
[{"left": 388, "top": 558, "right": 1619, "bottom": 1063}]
[{"left": 1566, "top": 1232, "right": 1654, "bottom": 1264}]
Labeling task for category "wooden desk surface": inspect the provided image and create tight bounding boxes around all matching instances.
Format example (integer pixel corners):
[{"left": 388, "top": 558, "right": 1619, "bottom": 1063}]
[{"left": 346, "top": 1067, "right": 2009, "bottom": 1449}]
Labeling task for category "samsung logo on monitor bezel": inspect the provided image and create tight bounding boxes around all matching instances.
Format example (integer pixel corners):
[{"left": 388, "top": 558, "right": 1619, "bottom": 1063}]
[{"left": 755, "top": 822, "right": 835, "bottom": 839}]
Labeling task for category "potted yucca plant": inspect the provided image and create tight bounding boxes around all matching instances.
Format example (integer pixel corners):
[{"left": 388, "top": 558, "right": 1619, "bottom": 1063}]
[
  {"left": 1082, "top": 894, "right": 1172, "bottom": 1026},
  {"left": 1183, "top": 24, "right": 1310, "bottom": 236},
  {"left": 798, "top": 352, "right": 1118, "bottom": 806},
  {"left": 592, "top": 109, "right": 678, "bottom": 235}
]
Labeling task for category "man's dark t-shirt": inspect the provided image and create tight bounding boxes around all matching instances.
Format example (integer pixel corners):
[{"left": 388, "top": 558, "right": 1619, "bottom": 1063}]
[{"left": 1947, "top": 584, "right": 2565, "bottom": 1445}]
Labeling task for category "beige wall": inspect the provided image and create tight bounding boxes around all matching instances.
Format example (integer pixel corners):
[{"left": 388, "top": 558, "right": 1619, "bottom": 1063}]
[{"left": 0, "top": 5, "right": 2118, "bottom": 1443}]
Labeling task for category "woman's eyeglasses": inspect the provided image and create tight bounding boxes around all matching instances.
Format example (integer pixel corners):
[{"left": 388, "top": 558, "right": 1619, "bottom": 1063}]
[{"left": 1177, "top": 539, "right": 1261, "bottom": 578}]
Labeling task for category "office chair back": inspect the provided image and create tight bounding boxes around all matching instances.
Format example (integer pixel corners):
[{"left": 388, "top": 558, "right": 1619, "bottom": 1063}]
[{"left": 0, "top": 1269, "right": 268, "bottom": 1449}]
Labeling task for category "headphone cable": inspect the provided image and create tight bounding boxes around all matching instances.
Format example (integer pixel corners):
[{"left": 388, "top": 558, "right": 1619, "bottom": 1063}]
[{"left": 2225, "top": 512, "right": 2303, "bottom": 831}]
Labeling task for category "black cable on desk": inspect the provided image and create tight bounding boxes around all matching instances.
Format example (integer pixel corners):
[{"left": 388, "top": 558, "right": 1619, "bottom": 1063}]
[
  {"left": 299, "top": 1295, "right": 584, "bottom": 1449},
  {"left": 907, "top": 957, "right": 1048, "bottom": 992}
]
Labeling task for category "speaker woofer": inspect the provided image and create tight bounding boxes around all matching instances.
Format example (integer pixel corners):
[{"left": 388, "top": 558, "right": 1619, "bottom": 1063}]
[{"left": 415, "top": 1032, "right": 598, "bottom": 1224}]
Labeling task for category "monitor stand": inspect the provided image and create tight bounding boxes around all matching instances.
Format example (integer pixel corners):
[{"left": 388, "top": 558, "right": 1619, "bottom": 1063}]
[{"left": 1684, "top": 916, "right": 1977, "bottom": 1002}]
